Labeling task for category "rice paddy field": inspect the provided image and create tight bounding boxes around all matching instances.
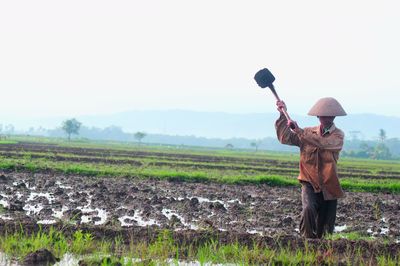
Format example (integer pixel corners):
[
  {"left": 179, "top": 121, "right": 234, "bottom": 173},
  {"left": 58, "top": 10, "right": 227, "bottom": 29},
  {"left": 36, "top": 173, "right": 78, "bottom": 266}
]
[{"left": 0, "top": 137, "right": 399, "bottom": 265}]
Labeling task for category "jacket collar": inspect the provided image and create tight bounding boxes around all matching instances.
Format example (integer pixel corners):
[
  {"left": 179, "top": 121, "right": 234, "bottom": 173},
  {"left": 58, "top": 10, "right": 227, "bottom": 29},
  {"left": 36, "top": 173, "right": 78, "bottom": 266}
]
[
  {"left": 311, "top": 124, "right": 336, "bottom": 136},
  {"left": 321, "top": 123, "right": 336, "bottom": 136}
]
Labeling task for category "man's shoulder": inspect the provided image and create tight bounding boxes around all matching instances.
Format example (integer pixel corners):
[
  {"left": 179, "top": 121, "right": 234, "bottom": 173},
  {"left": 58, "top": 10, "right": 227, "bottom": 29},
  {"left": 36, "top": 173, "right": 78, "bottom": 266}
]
[
  {"left": 303, "top": 125, "right": 319, "bottom": 133},
  {"left": 333, "top": 126, "right": 345, "bottom": 137}
]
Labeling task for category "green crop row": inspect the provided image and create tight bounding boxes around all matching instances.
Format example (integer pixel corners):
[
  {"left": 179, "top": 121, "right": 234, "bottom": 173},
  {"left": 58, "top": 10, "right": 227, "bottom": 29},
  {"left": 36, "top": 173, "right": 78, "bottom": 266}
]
[
  {"left": 2, "top": 147, "right": 399, "bottom": 182},
  {"left": 6, "top": 135, "right": 302, "bottom": 161},
  {"left": 4, "top": 137, "right": 400, "bottom": 176},
  {"left": 1, "top": 156, "right": 400, "bottom": 193}
]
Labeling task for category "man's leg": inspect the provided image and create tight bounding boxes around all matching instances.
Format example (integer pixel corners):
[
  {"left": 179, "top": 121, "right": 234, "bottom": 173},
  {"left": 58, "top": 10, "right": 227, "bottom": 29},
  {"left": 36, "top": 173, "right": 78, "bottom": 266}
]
[
  {"left": 300, "top": 182, "right": 319, "bottom": 238},
  {"left": 316, "top": 199, "right": 337, "bottom": 238}
]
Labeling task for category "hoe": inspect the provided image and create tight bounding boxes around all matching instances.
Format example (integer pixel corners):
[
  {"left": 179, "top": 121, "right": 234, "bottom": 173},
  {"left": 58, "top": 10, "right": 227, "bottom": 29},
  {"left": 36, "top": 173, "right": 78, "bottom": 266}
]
[{"left": 254, "top": 68, "right": 295, "bottom": 129}]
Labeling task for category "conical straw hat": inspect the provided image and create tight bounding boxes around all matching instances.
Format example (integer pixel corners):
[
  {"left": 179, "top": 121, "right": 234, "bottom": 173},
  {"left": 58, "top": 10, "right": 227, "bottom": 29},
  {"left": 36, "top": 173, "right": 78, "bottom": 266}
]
[{"left": 308, "top": 97, "right": 347, "bottom": 116}]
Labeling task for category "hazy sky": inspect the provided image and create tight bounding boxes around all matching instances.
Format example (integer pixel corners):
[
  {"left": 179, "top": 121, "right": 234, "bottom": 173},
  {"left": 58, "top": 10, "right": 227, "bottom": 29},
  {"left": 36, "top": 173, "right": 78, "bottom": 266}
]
[{"left": 1, "top": 0, "right": 399, "bottom": 120}]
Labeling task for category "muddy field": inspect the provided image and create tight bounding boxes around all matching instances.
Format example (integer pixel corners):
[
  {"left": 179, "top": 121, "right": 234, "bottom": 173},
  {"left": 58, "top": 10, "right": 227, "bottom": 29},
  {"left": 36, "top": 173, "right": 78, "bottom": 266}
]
[
  {"left": 1, "top": 141, "right": 400, "bottom": 264},
  {"left": 1, "top": 171, "right": 399, "bottom": 244}
]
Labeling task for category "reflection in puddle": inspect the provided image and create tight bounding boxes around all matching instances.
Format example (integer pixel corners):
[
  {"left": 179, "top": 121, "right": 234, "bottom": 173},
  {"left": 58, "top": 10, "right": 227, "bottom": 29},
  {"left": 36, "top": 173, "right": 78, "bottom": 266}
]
[
  {"left": 37, "top": 219, "right": 57, "bottom": 225},
  {"left": 195, "top": 197, "right": 228, "bottom": 209},
  {"left": 55, "top": 181, "right": 73, "bottom": 190},
  {"left": 119, "top": 211, "right": 159, "bottom": 227},
  {"left": 0, "top": 215, "right": 13, "bottom": 220},
  {"left": 334, "top": 224, "right": 347, "bottom": 233},
  {"left": 162, "top": 208, "right": 198, "bottom": 230},
  {"left": 171, "top": 196, "right": 233, "bottom": 210},
  {"left": 380, "top": 217, "right": 389, "bottom": 235},
  {"left": 54, "top": 253, "right": 80, "bottom": 266},
  {"left": 27, "top": 192, "right": 55, "bottom": 204},
  {"left": 246, "top": 229, "right": 263, "bottom": 236},
  {"left": 0, "top": 194, "right": 9, "bottom": 208},
  {"left": 78, "top": 207, "right": 107, "bottom": 225},
  {"left": 54, "top": 253, "right": 235, "bottom": 266},
  {"left": 162, "top": 208, "right": 184, "bottom": 221},
  {"left": 380, "top": 227, "right": 389, "bottom": 235},
  {"left": 52, "top": 206, "right": 69, "bottom": 219},
  {"left": 23, "top": 203, "right": 44, "bottom": 216}
]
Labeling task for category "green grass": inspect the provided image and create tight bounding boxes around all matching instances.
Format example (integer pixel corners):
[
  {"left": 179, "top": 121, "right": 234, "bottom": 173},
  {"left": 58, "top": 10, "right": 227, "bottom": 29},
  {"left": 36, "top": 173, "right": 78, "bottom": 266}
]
[
  {"left": 0, "top": 140, "right": 18, "bottom": 145},
  {"left": 326, "top": 231, "right": 375, "bottom": 241},
  {"left": 341, "top": 178, "right": 400, "bottom": 193},
  {"left": 1, "top": 228, "right": 398, "bottom": 265},
  {"left": 8, "top": 135, "right": 302, "bottom": 160}
]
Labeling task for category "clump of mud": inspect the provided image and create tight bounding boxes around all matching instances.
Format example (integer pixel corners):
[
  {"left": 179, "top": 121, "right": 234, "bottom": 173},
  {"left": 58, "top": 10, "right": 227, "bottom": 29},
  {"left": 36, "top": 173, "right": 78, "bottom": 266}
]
[{"left": 22, "top": 248, "right": 59, "bottom": 266}]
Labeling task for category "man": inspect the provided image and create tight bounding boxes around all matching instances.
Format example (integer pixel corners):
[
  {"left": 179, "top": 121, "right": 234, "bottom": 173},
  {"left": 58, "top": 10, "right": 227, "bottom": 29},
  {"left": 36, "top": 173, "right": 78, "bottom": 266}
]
[{"left": 275, "top": 97, "right": 346, "bottom": 238}]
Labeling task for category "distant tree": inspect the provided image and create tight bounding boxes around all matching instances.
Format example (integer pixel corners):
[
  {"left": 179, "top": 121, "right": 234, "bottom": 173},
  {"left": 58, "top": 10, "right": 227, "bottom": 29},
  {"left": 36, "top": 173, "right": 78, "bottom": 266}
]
[
  {"left": 134, "top": 132, "right": 146, "bottom": 144},
  {"left": 349, "top": 130, "right": 362, "bottom": 141},
  {"left": 250, "top": 141, "right": 261, "bottom": 152},
  {"left": 225, "top": 143, "right": 234, "bottom": 150},
  {"left": 37, "top": 126, "right": 46, "bottom": 133},
  {"left": 372, "top": 143, "right": 392, "bottom": 160},
  {"left": 103, "top": 126, "right": 124, "bottom": 139},
  {"left": 62, "top": 118, "right": 82, "bottom": 141},
  {"left": 379, "top": 129, "right": 387, "bottom": 142},
  {"left": 4, "top": 124, "right": 15, "bottom": 135}
]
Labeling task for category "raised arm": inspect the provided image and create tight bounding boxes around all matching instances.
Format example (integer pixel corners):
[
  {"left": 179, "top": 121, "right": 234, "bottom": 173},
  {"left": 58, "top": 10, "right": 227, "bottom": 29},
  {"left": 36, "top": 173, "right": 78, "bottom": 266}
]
[{"left": 275, "top": 101, "right": 301, "bottom": 147}]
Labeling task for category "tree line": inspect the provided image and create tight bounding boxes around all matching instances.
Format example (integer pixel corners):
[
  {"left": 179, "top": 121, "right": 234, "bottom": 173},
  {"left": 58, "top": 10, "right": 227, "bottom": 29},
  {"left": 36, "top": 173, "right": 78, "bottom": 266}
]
[
  {"left": 56, "top": 119, "right": 400, "bottom": 160},
  {"left": 2, "top": 119, "right": 399, "bottom": 160}
]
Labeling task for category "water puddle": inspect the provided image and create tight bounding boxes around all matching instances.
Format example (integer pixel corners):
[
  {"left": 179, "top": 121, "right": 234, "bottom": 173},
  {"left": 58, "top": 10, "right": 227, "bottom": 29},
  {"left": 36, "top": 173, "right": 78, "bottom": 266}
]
[
  {"left": 54, "top": 253, "right": 235, "bottom": 266},
  {"left": 246, "top": 229, "right": 263, "bottom": 236},
  {"left": 334, "top": 224, "right": 347, "bottom": 233},
  {"left": 379, "top": 217, "right": 389, "bottom": 235},
  {"left": 23, "top": 203, "right": 44, "bottom": 216},
  {"left": 27, "top": 192, "right": 55, "bottom": 204},
  {"left": 0, "top": 252, "right": 243, "bottom": 266},
  {"left": 0, "top": 252, "right": 17, "bottom": 266},
  {"left": 118, "top": 211, "right": 159, "bottom": 227},
  {"left": 162, "top": 208, "right": 198, "bottom": 230},
  {"left": 171, "top": 196, "right": 232, "bottom": 209},
  {"left": 380, "top": 227, "right": 389, "bottom": 235},
  {"left": 55, "top": 181, "right": 73, "bottom": 190},
  {"left": 37, "top": 219, "right": 57, "bottom": 225},
  {"left": 78, "top": 207, "right": 108, "bottom": 225},
  {"left": 54, "top": 253, "right": 80, "bottom": 266},
  {"left": 52, "top": 206, "right": 69, "bottom": 219}
]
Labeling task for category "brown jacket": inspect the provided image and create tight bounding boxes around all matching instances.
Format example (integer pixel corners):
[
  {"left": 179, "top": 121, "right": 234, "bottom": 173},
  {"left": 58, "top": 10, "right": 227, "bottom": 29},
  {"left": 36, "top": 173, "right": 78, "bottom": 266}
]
[{"left": 275, "top": 114, "right": 345, "bottom": 200}]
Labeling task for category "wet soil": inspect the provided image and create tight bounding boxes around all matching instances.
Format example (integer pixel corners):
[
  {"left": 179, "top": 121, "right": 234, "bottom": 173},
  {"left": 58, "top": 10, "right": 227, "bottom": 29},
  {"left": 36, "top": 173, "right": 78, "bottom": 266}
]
[{"left": 0, "top": 171, "right": 399, "bottom": 242}]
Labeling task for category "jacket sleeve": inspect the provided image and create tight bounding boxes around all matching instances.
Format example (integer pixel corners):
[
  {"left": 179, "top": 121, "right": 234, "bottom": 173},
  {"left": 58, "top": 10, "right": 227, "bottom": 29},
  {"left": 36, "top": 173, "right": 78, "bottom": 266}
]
[
  {"left": 298, "top": 130, "right": 344, "bottom": 152},
  {"left": 275, "top": 113, "right": 301, "bottom": 147}
]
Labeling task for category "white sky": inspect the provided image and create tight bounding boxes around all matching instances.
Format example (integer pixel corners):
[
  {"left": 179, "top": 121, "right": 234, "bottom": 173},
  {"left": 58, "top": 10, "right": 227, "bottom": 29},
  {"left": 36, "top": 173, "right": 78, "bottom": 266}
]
[{"left": 0, "top": 0, "right": 399, "bottom": 119}]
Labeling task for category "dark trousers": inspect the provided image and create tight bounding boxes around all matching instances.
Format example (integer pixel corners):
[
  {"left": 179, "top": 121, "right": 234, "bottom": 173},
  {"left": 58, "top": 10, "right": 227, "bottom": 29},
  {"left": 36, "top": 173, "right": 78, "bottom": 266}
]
[{"left": 300, "top": 182, "right": 337, "bottom": 238}]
